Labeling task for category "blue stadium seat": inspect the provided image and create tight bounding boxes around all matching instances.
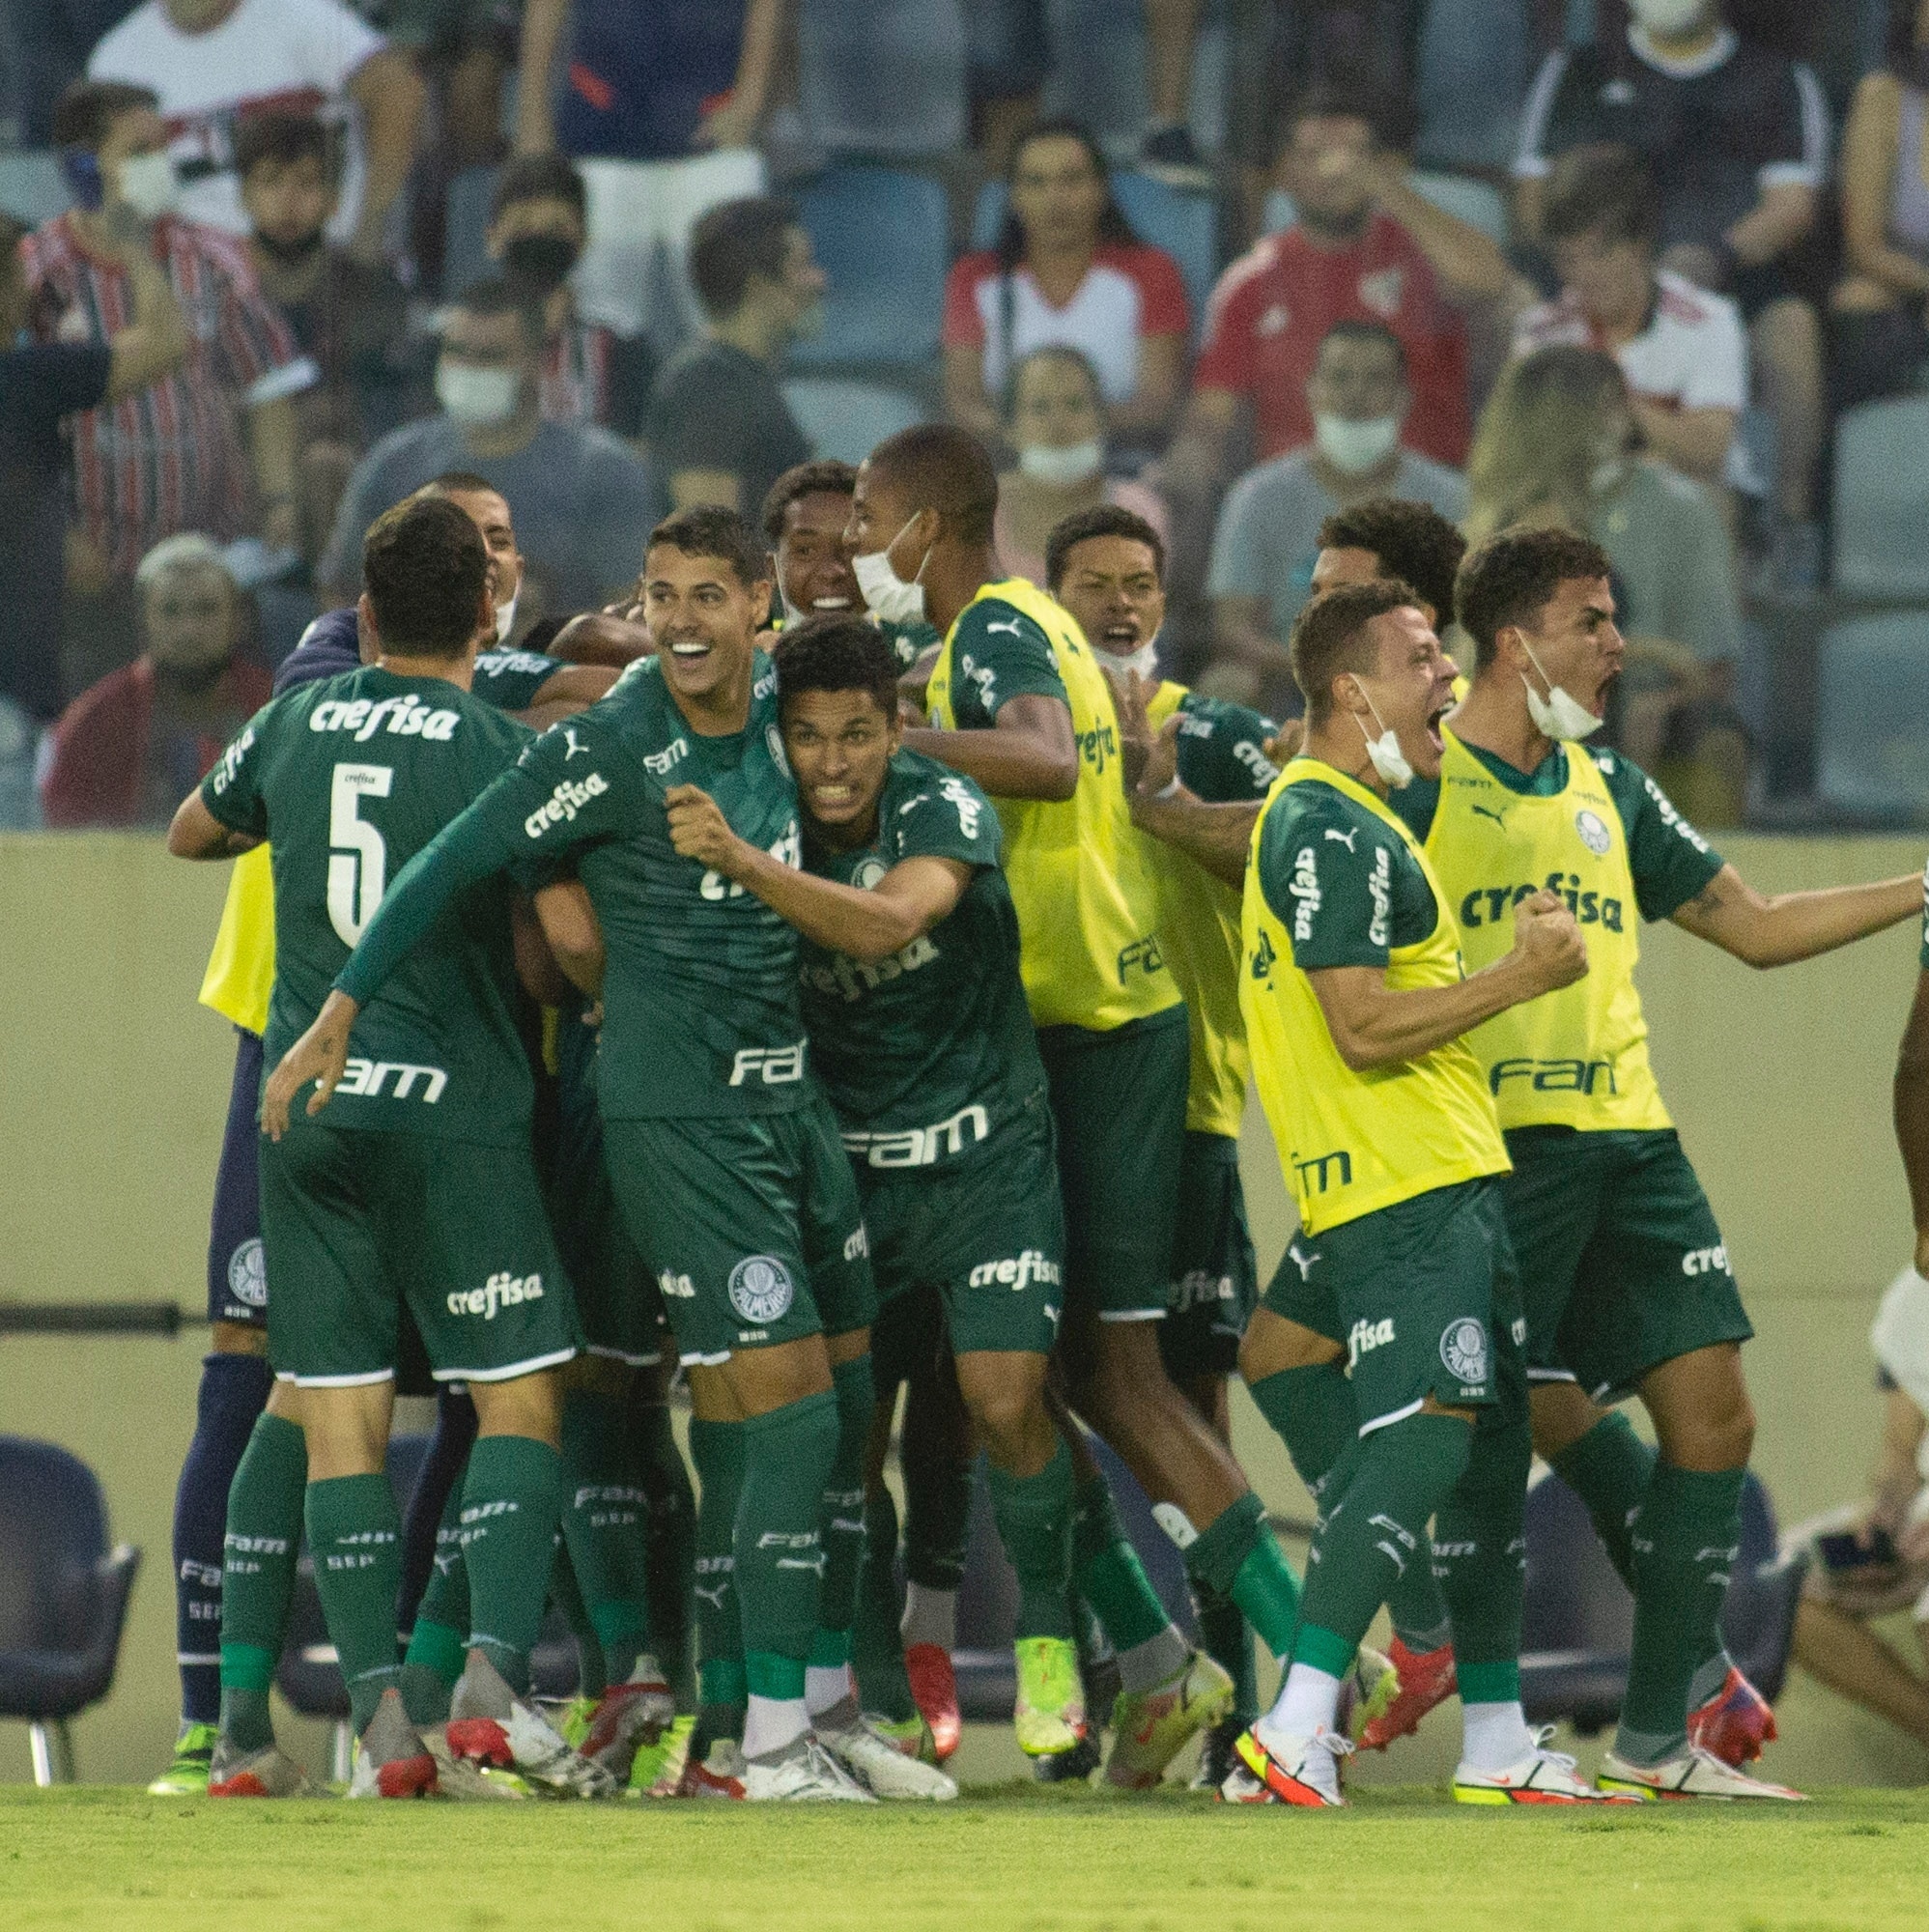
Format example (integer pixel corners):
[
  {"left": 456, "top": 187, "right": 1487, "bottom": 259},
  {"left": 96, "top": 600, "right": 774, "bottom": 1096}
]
[
  {"left": 0, "top": 1435, "right": 141, "bottom": 1784},
  {"left": 789, "top": 167, "right": 950, "bottom": 371},
  {"left": 0, "top": 151, "right": 71, "bottom": 225},
  {"left": 1414, "top": 0, "right": 1534, "bottom": 172},
  {"left": 798, "top": 0, "right": 967, "bottom": 160},
  {"left": 1833, "top": 399, "right": 1929, "bottom": 598},
  {"left": 1816, "top": 612, "right": 1929, "bottom": 821},
  {"left": 780, "top": 377, "right": 929, "bottom": 467},
  {"left": 1037, "top": 0, "right": 1148, "bottom": 162}
]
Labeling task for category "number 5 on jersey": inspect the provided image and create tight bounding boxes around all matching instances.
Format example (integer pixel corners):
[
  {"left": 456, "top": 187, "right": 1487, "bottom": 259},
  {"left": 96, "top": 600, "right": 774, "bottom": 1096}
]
[{"left": 329, "top": 762, "right": 393, "bottom": 944}]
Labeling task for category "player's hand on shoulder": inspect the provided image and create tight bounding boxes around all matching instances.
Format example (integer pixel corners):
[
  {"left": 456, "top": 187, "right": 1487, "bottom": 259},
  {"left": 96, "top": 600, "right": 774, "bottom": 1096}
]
[
  {"left": 1510, "top": 889, "right": 1588, "bottom": 992},
  {"left": 666, "top": 783, "right": 746, "bottom": 874},
  {"left": 1262, "top": 719, "right": 1305, "bottom": 765},
  {"left": 262, "top": 992, "right": 358, "bottom": 1139}
]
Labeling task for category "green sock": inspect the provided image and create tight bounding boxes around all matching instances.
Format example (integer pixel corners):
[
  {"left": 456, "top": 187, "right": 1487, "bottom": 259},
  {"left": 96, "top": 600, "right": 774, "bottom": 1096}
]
[
  {"left": 1296, "top": 1413, "right": 1469, "bottom": 1665},
  {"left": 218, "top": 1411, "right": 307, "bottom": 1752},
  {"left": 1433, "top": 1400, "right": 1531, "bottom": 1687},
  {"left": 1196, "top": 1586, "right": 1257, "bottom": 1724},
  {"left": 461, "top": 1434, "right": 563, "bottom": 1696},
  {"left": 1550, "top": 1408, "right": 1655, "bottom": 1591},
  {"left": 735, "top": 1392, "right": 839, "bottom": 1668},
  {"left": 305, "top": 1473, "right": 404, "bottom": 1736},
  {"left": 852, "top": 1483, "right": 917, "bottom": 1721},
  {"left": 1618, "top": 1462, "right": 1745, "bottom": 1763},
  {"left": 1248, "top": 1362, "right": 1448, "bottom": 1651},
  {"left": 550, "top": 1533, "right": 607, "bottom": 1699},
  {"left": 400, "top": 1475, "right": 470, "bottom": 1725},
  {"left": 815, "top": 1354, "right": 875, "bottom": 1658},
  {"left": 689, "top": 1418, "right": 748, "bottom": 1755},
  {"left": 1070, "top": 1472, "right": 1172, "bottom": 1652},
  {"left": 559, "top": 1389, "right": 651, "bottom": 1684},
  {"left": 633, "top": 1398, "right": 696, "bottom": 1706},
  {"left": 1181, "top": 1490, "right": 1301, "bottom": 1661},
  {"left": 987, "top": 1435, "right": 1075, "bottom": 1640}
]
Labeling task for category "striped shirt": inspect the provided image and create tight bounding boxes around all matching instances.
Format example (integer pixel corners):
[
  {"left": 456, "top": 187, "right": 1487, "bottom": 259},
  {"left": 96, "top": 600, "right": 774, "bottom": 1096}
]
[
  {"left": 22, "top": 213, "right": 317, "bottom": 579},
  {"left": 539, "top": 319, "right": 615, "bottom": 429}
]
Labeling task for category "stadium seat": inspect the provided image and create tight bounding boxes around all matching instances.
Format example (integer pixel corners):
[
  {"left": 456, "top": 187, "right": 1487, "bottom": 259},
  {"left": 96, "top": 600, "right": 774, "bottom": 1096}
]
[
  {"left": 781, "top": 377, "right": 928, "bottom": 467},
  {"left": 0, "top": 150, "right": 71, "bottom": 225},
  {"left": 0, "top": 1435, "right": 140, "bottom": 1785},
  {"left": 789, "top": 167, "right": 950, "bottom": 371},
  {"left": 797, "top": 0, "right": 968, "bottom": 160},
  {"left": 1413, "top": 0, "right": 1535, "bottom": 172},
  {"left": 1833, "top": 399, "right": 1929, "bottom": 598},
  {"left": 1816, "top": 611, "right": 1929, "bottom": 820}
]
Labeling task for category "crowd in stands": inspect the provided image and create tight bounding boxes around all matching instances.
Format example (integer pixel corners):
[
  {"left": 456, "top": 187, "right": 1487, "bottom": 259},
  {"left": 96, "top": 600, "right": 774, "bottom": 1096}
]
[{"left": 3, "top": 0, "right": 1925, "bottom": 832}]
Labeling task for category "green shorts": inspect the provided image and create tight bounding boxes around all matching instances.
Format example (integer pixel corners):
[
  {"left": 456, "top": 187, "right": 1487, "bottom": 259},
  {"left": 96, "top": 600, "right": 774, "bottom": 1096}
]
[
  {"left": 1159, "top": 1130, "right": 1258, "bottom": 1380},
  {"left": 856, "top": 1092, "right": 1064, "bottom": 1359},
  {"left": 1259, "top": 1179, "right": 1523, "bottom": 1431},
  {"left": 1502, "top": 1126, "right": 1754, "bottom": 1402},
  {"left": 546, "top": 1123, "right": 667, "bottom": 1369},
  {"left": 602, "top": 1095, "right": 876, "bottom": 1366},
  {"left": 1035, "top": 1004, "right": 1189, "bottom": 1321},
  {"left": 259, "top": 1124, "right": 581, "bottom": 1388}
]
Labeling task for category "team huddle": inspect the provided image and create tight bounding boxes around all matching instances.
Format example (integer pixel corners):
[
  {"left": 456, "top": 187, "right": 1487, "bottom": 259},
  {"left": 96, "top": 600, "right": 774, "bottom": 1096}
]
[{"left": 163, "top": 421, "right": 1922, "bottom": 1807}]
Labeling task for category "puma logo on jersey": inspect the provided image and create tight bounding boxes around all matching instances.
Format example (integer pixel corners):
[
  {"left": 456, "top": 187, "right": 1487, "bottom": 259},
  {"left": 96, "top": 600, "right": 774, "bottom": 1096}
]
[
  {"left": 1323, "top": 826, "right": 1358, "bottom": 850},
  {"left": 1471, "top": 803, "right": 1509, "bottom": 828},
  {"left": 525, "top": 771, "right": 609, "bottom": 837},
  {"left": 309, "top": 696, "right": 460, "bottom": 743},
  {"left": 984, "top": 616, "right": 1022, "bottom": 639},
  {"left": 563, "top": 727, "right": 587, "bottom": 759},
  {"left": 1286, "top": 1240, "right": 1319, "bottom": 1280}
]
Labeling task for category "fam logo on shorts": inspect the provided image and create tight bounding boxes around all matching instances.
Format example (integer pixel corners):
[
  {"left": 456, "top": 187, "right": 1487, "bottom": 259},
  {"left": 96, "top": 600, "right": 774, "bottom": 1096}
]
[
  {"left": 1574, "top": 809, "right": 1611, "bottom": 857},
  {"left": 226, "top": 1236, "right": 268, "bottom": 1309},
  {"left": 1438, "top": 1318, "right": 1489, "bottom": 1386},
  {"left": 729, "top": 1256, "right": 795, "bottom": 1324}
]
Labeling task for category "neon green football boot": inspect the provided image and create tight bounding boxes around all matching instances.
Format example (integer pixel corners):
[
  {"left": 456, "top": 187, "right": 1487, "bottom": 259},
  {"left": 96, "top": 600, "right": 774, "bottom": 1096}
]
[
  {"left": 148, "top": 1721, "right": 219, "bottom": 1796},
  {"left": 1014, "top": 1635, "right": 1089, "bottom": 1759}
]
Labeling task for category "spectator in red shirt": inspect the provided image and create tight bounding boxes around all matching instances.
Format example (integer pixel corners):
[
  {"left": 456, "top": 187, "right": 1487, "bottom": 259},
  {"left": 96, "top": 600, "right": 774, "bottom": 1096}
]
[
  {"left": 943, "top": 118, "right": 1190, "bottom": 450},
  {"left": 1165, "top": 89, "right": 1522, "bottom": 493},
  {"left": 41, "top": 533, "right": 271, "bottom": 829}
]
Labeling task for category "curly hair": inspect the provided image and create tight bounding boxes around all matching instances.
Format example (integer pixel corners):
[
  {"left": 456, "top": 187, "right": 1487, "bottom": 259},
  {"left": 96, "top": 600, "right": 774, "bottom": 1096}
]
[
  {"left": 773, "top": 613, "right": 900, "bottom": 719},
  {"left": 761, "top": 460, "right": 859, "bottom": 545},
  {"left": 1454, "top": 526, "right": 1613, "bottom": 670},
  {"left": 1316, "top": 497, "right": 1463, "bottom": 625}
]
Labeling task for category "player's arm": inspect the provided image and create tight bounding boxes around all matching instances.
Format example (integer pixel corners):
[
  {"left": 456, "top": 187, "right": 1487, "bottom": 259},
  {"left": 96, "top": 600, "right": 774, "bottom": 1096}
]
[
  {"left": 1670, "top": 865, "right": 1920, "bottom": 967},
  {"left": 1894, "top": 968, "right": 1929, "bottom": 1277},
  {"left": 547, "top": 608, "right": 654, "bottom": 668},
  {"left": 665, "top": 782, "right": 972, "bottom": 960},
  {"left": 519, "top": 663, "right": 618, "bottom": 732},
  {"left": 903, "top": 695, "right": 1077, "bottom": 802},
  {"left": 511, "top": 895, "right": 575, "bottom": 1006},
  {"left": 167, "top": 791, "right": 262, "bottom": 859},
  {"left": 534, "top": 878, "right": 606, "bottom": 1000},
  {"left": 1115, "top": 682, "right": 1260, "bottom": 887}
]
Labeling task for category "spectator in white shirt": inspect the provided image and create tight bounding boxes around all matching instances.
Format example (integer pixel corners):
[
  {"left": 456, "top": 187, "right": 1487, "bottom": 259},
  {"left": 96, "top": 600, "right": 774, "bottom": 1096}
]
[{"left": 88, "top": 0, "right": 425, "bottom": 264}]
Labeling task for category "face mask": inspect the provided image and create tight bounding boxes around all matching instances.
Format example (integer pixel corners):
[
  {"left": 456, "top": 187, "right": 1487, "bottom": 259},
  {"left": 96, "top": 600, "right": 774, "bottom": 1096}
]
[
  {"left": 1351, "top": 685, "right": 1413, "bottom": 789},
  {"left": 1098, "top": 637, "right": 1159, "bottom": 681},
  {"left": 116, "top": 151, "right": 180, "bottom": 222},
  {"left": 437, "top": 360, "right": 522, "bottom": 430},
  {"left": 1019, "top": 439, "right": 1104, "bottom": 487},
  {"left": 502, "top": 232, "right": 580, "bottom": 295},
  {"left": 1314, "top": 412, "right": 1400, "bottom": 475},
  {"left": 493, "top": 591, "right": 519, "bottom": 642},
  {"left": 1629, "top": 0, "right": 1710, "bottom": 36},
  {"left": 1520, "top": 639, "right": 1603, "bottom": 740},
  {"left": 851, "top": 516, "right": 931, "bottom": 626}
]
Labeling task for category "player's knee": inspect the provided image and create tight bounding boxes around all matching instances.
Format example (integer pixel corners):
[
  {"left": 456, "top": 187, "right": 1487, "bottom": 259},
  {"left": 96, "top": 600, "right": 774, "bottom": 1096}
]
[{"left": 470, "top": 1365, "right": 563, "bottom": 1447}]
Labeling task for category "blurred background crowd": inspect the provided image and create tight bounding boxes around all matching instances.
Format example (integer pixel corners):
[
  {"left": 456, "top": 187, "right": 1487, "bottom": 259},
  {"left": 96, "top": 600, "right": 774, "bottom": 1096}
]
[{"left": 3, "top": 0, "right": 1927, "bottom": 834}]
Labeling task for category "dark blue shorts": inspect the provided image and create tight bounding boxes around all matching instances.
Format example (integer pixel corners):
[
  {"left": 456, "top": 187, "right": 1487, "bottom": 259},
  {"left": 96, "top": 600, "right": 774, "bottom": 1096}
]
[{"left": 208, "top": 1030, "right": 267, "bottom": 1326}]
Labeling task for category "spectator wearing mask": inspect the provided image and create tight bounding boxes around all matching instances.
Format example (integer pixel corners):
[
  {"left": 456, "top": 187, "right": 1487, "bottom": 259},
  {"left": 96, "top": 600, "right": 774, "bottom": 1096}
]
[
  {"left": 1204, "top": 321, "right": 1466, "bottom": 710},
  {"left": 1831, "top": 0, "right": 1929, "bottom": 411},
  {"left": 943, "top": 118, "right": 1190, "bottom": 450},
  {"left": 321, "top": 277, "right": 661, "bottom": 616},
  {"left": 993, "top": 345, "right": 1169, "bottom": 591},
  {"left": 514, "top": 0, "right": 781, "bottom": 349},
  {"left": 1166, "top": 89, "right": 1520, "bottom": 493},
  {"left": 642, "top": 195, "right": 820, "bottom": 517},
  {"left": 26, "top": 81, "right": 318, "bottom": 695},
  {"left": 87, "top": 0, "right": 425, "bottom": 262},
  {"left": 1514, "top": 0, "right": 1830, "bottom": 585},
  {"left": 1514, "top": 145, "right": 1745, "bottom": 504},
  {"left": 40, "top": 533, "right": 271, "bottom": 828},
  {"left": 485, "top": 151, "right": 651, "bottom": 435}
]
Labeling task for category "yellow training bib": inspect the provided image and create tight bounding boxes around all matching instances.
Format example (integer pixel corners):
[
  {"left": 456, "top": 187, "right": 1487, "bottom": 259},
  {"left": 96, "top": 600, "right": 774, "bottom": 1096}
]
[
  {"left": 1241, "top": 759, "right": 1508, "bottom": 1235},
  {"left": 198, "top": 842, "right": 275, "bottom": 1036}
]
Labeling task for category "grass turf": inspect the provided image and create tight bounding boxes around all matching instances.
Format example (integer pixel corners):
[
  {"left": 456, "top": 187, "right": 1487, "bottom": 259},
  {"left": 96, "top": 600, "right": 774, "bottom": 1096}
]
[{"left": 3, "top": 1784, "right": 1926, "bottom": 1931}]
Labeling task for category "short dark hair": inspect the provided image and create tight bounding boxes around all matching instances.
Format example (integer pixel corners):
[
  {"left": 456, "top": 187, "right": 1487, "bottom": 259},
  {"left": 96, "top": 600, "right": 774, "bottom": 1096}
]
[
  {"left": 761, "top": 460, "right": 859, "bottom": 544},
  {"left": 1317, "top": 497, "right": 1464, "bottom": 625},
  {"left": 865, "top": 425, "right": 999, "bottom": 547},
  {"left": 417, "top": 470, "right": 501, "bottom": 501},
  {"left": 1045, "top": 502, "right": 1166, "bottom": 593},
  {"left": 1278, "top": 86, "right": 1384, "bottom": 153},
  {"left": 646, "top": 505, "right": 770, "bottom": 589},
  {"left": 447, "top": 275, "right": 546, "bottom": 351},
  {"left": 1454, "top": 526, "right": 1614, "bottom": 669},
  {"left": 1291, "top": 579, "right": 1421, "bottom": 724},
  {"left": 233, "top": 111, "right": 336, "bottom": 185},
  {"left": 773, "top": 614, "right": 900, "bottom": 721},
  {"left": 490, "top": 151, "right": 586, "bottom": 223},
  {"left": 689, "top": 196, "right": 798, "bottom": 321},
  {"left": 51, "top": 79, "right": 158, "bottom": 153},
  {"left": 1541, "top": 144, "right": 1660, "bottom": 251},
  {"left": 1316, "top": 318, "right": 1406, "bottom": 377},
  {"left": 361, "top": 497, "right": 488, "bottom": 659}
]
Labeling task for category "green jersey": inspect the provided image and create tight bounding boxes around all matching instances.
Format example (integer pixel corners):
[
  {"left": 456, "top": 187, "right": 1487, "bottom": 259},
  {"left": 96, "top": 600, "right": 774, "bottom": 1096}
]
[
  {"left": 338, "top": 649, "right": 808, "bottom": 1122},
  {"left": 471, "top": 645, "right": 564, "bottom": 713},
  {"left": 1172, "top": 692, "right": 1280, "bottom": 804},
  {"left": 798, "top": 749, "right": 1044, "bottom": 1170},
  {"left": 201, "top": 666, "right": 535, "bottom": 1145}
]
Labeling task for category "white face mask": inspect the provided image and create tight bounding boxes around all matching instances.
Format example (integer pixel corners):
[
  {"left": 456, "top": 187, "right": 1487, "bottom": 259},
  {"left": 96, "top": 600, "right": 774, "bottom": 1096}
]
[
  {"left": 116, "top": 151, "right": 179, "bottom": 222},
  {"left": 1629, "top": 0, "right": 1710, "bottom": 35},
  {"left": 1019, "top": 439, "right": 1104, "bottom": 487},
  {"left": 1351, "top": 684, "right": 1413, "bottom": 789},
  {"left": 1097, "top": 636, "right": 1159, "bottom": 681},
  {"left": 437, "top": 361, "right": 522, "bottom": 431},
  {"left": 1520, "top": 639, "right": 1603, "bottom": 741},
  {"left": 851, "top": 515, "right": 931, "bottom": 626},
  {"left": 1314, "top": 412, "right": 1401, "bottom": 476},
  {"left": 493, "top": 591, "right": 519, "bottom": 642}
]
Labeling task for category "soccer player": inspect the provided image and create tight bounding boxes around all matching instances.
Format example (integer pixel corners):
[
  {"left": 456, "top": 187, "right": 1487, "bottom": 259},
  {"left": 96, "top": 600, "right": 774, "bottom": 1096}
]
[
  {"left": 171, "top": 497, "right": 602, "bottom": 1800},
  {"left": 1047, "top": 501, "right": 1286, "bottom": 1781},
  {"left": 850, "top": 424, "right": 1306, "bottom": 1789},
  {"left": 1228, "top": 578, "right": 1608, "bottom": 1806},
  {"left": 1393, "top": 526, "right": 1918, "bottom": 1795},
  {"left": 271, "top": 507, "right": 884, "bottom": 1804},
  {"left": 667, "top": 611, "right": 1097, "bottom": 1778},
  {"left": 1309, "top": 495, "right": 1466, "bottom": 629}
]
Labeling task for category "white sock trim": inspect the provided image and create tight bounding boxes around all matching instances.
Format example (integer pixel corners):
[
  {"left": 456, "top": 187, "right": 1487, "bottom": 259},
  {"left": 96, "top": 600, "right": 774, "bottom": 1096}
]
[
  {"left": 1459, "top": 1698, "right": 1535, "bottom": 1774},
  {"left": 900, "top": 1580, "right": 956, "bottom": 1651},
  {"left": 1266, "top": 1661, "right": 1342, "bottom": 1742},
  {"left": 805, "top": 1662, "right": 853, "bottom": 1719},
  {"left": 743, "top": 1693, "right": 809, "bottom": 1760}
]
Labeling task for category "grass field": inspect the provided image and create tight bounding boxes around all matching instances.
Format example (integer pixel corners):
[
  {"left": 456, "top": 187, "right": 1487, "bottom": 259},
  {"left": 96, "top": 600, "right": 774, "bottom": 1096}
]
[{"left": 4, "top": 1784, "right": 1926, "bottom": 1932}]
